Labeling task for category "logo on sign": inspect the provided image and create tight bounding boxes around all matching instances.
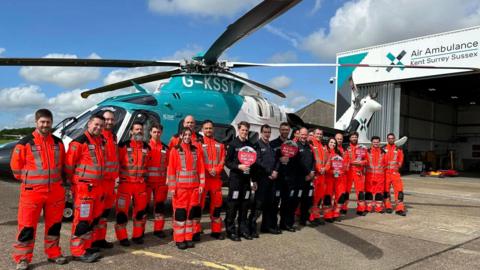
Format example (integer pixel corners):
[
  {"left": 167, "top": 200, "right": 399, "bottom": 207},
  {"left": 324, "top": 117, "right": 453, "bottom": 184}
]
[{"left": 386, "top": 50, "right": 406, "bottom": 72}]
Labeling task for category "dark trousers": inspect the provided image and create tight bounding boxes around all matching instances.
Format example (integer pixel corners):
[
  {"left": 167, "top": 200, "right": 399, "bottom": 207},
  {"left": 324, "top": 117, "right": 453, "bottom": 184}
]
[
  {"left": 298, "top": 181, "right": 314, "bottom": 224},
  {"left": 280, "top": 180, "right": 313, "bottom": 227},
  {"left": 248, "top": 177, "right": 279, "bottom": 233},
  {"left": 225, "top": 175, "right": 251, "bottom": 235}
]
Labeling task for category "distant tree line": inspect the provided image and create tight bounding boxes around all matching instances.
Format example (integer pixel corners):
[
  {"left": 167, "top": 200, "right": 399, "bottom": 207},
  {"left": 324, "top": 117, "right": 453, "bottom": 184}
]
[{"left": 0, "top": 127, "right": 35, "bottom": 140}]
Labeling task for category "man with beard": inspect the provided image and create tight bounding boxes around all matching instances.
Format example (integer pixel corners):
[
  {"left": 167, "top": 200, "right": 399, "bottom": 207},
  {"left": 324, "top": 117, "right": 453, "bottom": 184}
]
[
  {"left": 115, "top": 122, "right": 151, "bottom": 246},
  {"left": 270, "top": 122, "right": 291, "bottom": 233},
  {"left": 11, "top": 109, "right": 69, "bottom": 270}
]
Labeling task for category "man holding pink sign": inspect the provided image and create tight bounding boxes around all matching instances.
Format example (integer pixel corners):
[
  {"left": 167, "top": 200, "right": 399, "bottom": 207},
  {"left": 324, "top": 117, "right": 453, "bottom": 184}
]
[{"left": 225, "top": 121, "right": 259, "bottom": 241}]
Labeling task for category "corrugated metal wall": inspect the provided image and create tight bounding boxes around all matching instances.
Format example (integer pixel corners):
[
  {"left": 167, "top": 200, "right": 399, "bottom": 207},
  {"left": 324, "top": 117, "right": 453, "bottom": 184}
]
[{"left": 357, "top": 83, "right": 401, "bottom": 140}]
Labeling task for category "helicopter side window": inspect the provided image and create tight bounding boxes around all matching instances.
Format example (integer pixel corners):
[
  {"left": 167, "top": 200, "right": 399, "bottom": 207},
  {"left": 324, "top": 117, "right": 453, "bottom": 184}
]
[
  {"left": 269, "top": 104, "right": 274, "bottom": 118},
  {"left": 257, "top": 103, "right": 263, "bottom": 117},
  {"left": 121, "top": 95, "right": 158, "bottom": 106},
  {"left": 120, "top": 110, "right": 161, "bottom": 143},
  {"left": 63, "top": 106, "right": 126, "bottom": 140}
]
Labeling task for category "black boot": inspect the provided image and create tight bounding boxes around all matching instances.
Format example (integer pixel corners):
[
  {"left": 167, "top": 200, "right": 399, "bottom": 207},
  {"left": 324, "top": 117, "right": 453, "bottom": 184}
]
[
  {"left": 176, "top": 242, "right": 187, "bottom": 250},
  {"left": 192, "top": 233, "right": 201, "bottom": 242}
]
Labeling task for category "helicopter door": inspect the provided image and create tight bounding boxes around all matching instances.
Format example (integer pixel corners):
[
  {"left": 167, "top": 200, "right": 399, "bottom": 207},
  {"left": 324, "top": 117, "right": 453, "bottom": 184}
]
[{"left": 120, "top": 110, "right": 161, "bottom": 143}]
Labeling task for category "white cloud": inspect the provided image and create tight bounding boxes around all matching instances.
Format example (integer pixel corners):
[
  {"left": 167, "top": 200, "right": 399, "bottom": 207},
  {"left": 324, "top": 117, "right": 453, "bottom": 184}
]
[
  {"left": 0, "top": 85, "right": 46, "bottom": 109},
  {"left": 148, "top": 0, "right": 260, "bottom": 18},
  {"left": 290, "top": 95, "right": 309, "bottom": 108},
  {"left": 268, "top": 51, "right": 298, "bottom": 63},
  {"left": 302, "top": 0, "right": 480, "bottom": 59},
  {"left": 278, "top": 104, "right": 295, "bottom": 113},
  {"left": 19, "top": 53, "right": 101, "bottom": 89},
  {"left": 265, "top": 24, "right": 299, "bottom": 48},
  {"left": 0, "top": 48, "right": 5, "bottom": 56},
  {"left": 268, "top": 75, "right": 292, "bottom": 89},
  {"left": 310, "top": 0, "right": 323, "bottom": 16}
]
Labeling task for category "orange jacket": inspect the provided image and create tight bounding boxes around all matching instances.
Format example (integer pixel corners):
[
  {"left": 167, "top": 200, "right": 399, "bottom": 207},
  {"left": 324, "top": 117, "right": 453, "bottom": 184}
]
[
  {"left": 118, "top": 139, "right": 151, "bottom": 184},
  {"left": 326, "top": 149, "right": 349, "bottom": 177},
  {"left": 102, "top": 129, "right": 119, "bottom": 180},
  {"left": 167, "top": 142, "right": 205, "bottom": 190},
  {"left": 347, "top": 143, "right": 367, "bottom": 173},
  {"left": 147, "top": 139, "right": 169, "bottom": 184},
  {"left": 65, "top": 131, "right": 105, "bottom": 185},
  {"left": 310, "top": 139, "right": 328, "bottom": 174},
  {"left": 200, "top": 136, "right": 225, "bottom": 179},
  {"left": 366, "top": 147, "right": 386, "bottom": 178},
  {"left": 10, "top": 131, "right": 64, "bottom": 188},
  {"left": 383, "top": 144, "right": 404, "bottom": 173}
]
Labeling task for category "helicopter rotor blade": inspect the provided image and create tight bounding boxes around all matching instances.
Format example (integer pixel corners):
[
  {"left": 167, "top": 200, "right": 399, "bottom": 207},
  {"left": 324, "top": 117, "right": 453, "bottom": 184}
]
[
  {"left": 222, "top": 70, "right": 286, "bottom": 98},
  {"left": 0, "top": 58, "right": 181, "bottom": 68},
  {"left": 80, "top": 68, "right": 182, "bottom": 98},
  {"left": 202, "top": 0, "right": 301, "bottom": 65},
  {"left": 229, "top": 62, "right": 480, "bottom": 71}
]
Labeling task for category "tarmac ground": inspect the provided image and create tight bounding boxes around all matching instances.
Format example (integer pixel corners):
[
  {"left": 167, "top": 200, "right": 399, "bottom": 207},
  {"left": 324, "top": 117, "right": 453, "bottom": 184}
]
[{"left": 1, "top": 174, "right": 479, "bottom": 270}]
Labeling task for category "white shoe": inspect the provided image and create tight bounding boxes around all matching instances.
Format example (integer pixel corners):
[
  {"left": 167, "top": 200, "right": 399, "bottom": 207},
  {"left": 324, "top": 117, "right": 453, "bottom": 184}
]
[{"left": 16, "top": 260, "right": 29, "bottom": 270}]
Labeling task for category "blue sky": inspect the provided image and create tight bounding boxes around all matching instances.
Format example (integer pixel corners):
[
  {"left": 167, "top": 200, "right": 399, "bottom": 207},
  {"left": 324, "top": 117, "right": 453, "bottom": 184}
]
[{"left": 1, "top": 0, "right": 479, "bottom": 128}]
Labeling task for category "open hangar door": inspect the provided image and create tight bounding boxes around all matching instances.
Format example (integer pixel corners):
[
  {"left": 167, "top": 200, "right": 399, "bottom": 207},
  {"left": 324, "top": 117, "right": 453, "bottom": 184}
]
[{"left": 400, "top": 72, "right": 480, "bottom": 173}]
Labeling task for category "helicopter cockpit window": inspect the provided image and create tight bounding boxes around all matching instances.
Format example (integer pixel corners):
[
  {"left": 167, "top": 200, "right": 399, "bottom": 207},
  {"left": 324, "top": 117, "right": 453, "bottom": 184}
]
[
  {"left": 120, "top": 95, "right": 158, "bottom": 106},
  {"left": 120, "top": 110, "right": 161, "bottom": 143},
  {"left": 195, "top": 122, "right": 235, "bottom": 144},
  {"left": 62, "top": 106, "right": 126, "bottom": 140}
]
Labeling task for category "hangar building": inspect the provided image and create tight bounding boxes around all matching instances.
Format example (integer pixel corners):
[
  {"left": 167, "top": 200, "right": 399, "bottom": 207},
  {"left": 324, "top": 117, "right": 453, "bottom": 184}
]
[{"left": 335, "top": 26, "right": 480, "bottom": 172}]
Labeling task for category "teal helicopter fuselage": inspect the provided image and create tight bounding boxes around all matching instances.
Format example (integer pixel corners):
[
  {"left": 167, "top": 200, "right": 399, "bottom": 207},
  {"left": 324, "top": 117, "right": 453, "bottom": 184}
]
[{"left": 56, "top": 73, "right": 286, "bottom": 145}]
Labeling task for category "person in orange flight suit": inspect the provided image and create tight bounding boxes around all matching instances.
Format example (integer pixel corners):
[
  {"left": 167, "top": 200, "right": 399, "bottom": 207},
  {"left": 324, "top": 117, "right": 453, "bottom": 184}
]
[
  {"left": 92, "top": 110, "right": 118, "bottom": 249},
  {"left": 10, "top": 109, "right": 68, "bottom": 270},
  {"left": 168, "top": 115, "right": 201, "bottom": 149},
  {"left": 344, "top": 132, "right": 368, "bottom": 216},
  {"left": 167, "top": 127, "right": 206, "bottom": 250},
  {"left": 365, "top": 136, "right": 387, "bottom": 213},
  {"left": 146, "top": 123, "right": 169, "bottom": 238},
  {"left": 197, "top": 120, "right": 226, "bottom": 240},
  {"left": 115, "top": 122, "right": 151, "bottom": 246},
  {"left": 309, "top": 128, "right": 328, "bottom": 226},
  {"left": 324, "top": 138, "right": 349, "bottom": 222},
  {"left": 65, "top": 114, "right": 106, "bottom": 263},
  {"left": 383, "top": 133, "right": 407, "bottom": 216}
]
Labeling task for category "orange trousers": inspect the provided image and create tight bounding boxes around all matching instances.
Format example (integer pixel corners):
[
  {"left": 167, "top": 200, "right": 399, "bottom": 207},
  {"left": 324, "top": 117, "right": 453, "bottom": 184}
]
[
  {"left": 94, "top": 179, "right": 116, "bottom": 242},
  {"left": 309, "top": 174, "right": 325, "bottom": 221},
  {"left": 384, "top": 171, "right": 405, "bottom": 212},
  {"left": 198, "top": 178, "right": 223, "bottom": 234},
  {"left": 147, "top": 183, "right": 168, "bottom": 232},
  {"left": 115, "top": 182, "right": 147, "bottom": 241},
  {"left": 70, "top": 183, "right": 103, "bottom": 256},
  {"left": 343, "top": 170, "right": 366, "bottom": 212},
  {"left": 172, "top": 187, "right": 201, "bottom": 243},
  {"left": 13, "top": 183, "right": 65, "bottom": 263}
]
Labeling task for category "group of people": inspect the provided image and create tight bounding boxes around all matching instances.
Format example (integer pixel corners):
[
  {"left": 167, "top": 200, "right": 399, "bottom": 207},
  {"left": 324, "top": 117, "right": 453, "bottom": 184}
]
[{"left": 9, "top": 108, "right": 406, "bottom": 270}]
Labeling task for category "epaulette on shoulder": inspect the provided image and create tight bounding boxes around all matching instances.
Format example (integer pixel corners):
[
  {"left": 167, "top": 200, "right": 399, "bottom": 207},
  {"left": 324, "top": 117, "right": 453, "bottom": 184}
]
[
  {"left": 52, "top": 135, "right": 62, "bottom": 145},
  {"left": 17, "top": 134, "right": 34, "bottom": 145},
  {"left": 162, "top": 142, "right": 169, "bottom": 150},
  {"left": 118, "top": 140, "right": 130, "bottom": 148},
  {"left": 73, "top": 134, "right": 88, "bottom": 144},
  {"left": 143, "top": 142, "right": 151, "bottom": 150},
  {"left": 190, "top": 144, "right": 197, "bottom": 151}
]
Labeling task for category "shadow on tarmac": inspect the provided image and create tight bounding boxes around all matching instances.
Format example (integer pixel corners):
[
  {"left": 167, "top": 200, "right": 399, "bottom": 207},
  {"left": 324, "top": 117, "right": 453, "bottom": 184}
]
[{"left": 316, "top": 223, "right": 384, "bottom": 260}]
